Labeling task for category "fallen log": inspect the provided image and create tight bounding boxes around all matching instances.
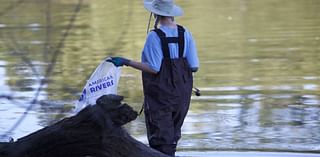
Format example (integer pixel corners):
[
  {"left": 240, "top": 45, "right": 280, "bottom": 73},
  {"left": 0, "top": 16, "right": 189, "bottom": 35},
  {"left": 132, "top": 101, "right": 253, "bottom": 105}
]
[{"left": 0, "top": 95, "right": 169, "bottom": 157}]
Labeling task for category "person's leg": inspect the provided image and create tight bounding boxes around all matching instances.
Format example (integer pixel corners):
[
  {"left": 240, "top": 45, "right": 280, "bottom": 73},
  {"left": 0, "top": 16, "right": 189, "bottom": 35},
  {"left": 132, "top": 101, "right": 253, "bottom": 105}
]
[
  {"left": 173, "top": 80, "right": 192, "bottom": 144},
  {"left": 172, "top": 101, "right": 190, "bottom": 144},
  {"left": 144, "top": 104, "right": 176, "bottom": 156}
]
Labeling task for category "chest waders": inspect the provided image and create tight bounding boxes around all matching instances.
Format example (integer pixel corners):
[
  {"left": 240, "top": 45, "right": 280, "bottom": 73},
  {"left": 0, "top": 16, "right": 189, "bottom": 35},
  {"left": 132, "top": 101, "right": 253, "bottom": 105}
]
[{"left": 142, "top": 25, "right": 193, "bottom": 157}]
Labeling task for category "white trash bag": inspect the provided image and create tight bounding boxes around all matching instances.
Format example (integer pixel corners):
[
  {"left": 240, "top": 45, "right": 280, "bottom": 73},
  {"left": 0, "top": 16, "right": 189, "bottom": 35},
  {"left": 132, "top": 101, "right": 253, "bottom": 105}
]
[{"left": 76, "top": 58, "right": 121, "bottom": 112}]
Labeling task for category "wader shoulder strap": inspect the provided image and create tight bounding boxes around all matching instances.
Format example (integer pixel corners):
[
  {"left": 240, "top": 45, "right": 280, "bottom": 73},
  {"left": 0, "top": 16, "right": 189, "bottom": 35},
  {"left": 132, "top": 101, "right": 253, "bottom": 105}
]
[
  {"left": 177, "top": 25, "right": 185, "bottom": 58},
  {"left": 153, "top": 29, "right": 170, "bottom": 58},
  {"left": 153, "top": 25, "right": 185, "bottom": 59}
]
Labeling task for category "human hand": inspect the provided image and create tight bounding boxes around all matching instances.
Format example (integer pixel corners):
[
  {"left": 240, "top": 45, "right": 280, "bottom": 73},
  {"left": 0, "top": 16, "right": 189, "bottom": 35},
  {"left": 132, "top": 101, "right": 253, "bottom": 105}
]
[{"left": 106, "top": 57, "right": 130, "bottom": 67}]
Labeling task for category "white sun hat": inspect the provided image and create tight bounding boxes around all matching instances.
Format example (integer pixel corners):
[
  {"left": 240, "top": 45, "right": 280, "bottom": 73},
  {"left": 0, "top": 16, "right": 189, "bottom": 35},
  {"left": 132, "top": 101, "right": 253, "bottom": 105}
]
[{"left": 144, "top": 0, "right": 184, "bottom": 17}]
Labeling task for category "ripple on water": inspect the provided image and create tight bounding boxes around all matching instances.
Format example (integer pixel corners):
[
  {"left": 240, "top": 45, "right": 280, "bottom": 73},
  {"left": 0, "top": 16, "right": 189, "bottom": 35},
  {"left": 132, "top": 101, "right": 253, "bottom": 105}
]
[
  {"left": 200, "top": 86, "right": 240, "bottom": 91},
  {"left": 300, "top": 95, "right": 320, "bottom": 105},
  {"left": 303, "top": 84, "right": 318, "bottom": 91},
  {"left": 216, "top": 103, "right": 242, "bottom": 107},
  {"left": 192, "top": 95, "right": 242, "bottom": 100},
  {"left": 0, "top": 24, "right": 6, "bottom": 28},
  {"left": 30, "top": 40, "right": 44, "bottom": 45},
  {"left": 27, "top": 23, "right": 42, "bottom": 31},
  {"left": 303, "top": 76, "right": 319, "bottom": 80}
]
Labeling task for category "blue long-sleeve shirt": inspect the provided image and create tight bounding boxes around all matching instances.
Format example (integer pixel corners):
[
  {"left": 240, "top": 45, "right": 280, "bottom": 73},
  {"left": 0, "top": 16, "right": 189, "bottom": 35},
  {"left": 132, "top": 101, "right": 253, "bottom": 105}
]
[{"left": 141, "top": 25, "right": 199, "bottom": 72}]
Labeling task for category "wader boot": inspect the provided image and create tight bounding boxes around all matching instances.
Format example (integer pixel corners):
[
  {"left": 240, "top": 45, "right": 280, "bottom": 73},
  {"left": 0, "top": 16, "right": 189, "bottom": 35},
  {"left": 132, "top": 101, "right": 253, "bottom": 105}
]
[{"left": 142, "top": 25, "right": 193, "bottom": 157}]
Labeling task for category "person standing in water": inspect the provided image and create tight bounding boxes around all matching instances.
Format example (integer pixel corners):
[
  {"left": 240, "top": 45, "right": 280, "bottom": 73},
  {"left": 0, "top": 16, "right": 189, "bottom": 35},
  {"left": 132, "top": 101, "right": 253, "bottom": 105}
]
[{"left": 107, "top": 0, "right": 199, "bottom": 156}]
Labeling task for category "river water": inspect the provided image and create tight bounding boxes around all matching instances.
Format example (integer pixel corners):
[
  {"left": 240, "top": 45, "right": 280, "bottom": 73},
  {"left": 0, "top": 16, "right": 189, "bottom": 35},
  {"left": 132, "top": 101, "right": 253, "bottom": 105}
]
[{"left": 0, "top": 0, "right": 319, "bottom": 155}]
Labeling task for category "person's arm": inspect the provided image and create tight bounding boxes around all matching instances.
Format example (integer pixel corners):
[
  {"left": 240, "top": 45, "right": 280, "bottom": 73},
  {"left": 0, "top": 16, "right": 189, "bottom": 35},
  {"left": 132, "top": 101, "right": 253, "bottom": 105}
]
[
  {"left": 127, "top": 60, "right": 157, "bottom": 74},
  {"left": 106, "top": 57, "right": 157, "bottom": 74},
  {"left": 185, "top": 29, "right": 199, "bottom": 73}
]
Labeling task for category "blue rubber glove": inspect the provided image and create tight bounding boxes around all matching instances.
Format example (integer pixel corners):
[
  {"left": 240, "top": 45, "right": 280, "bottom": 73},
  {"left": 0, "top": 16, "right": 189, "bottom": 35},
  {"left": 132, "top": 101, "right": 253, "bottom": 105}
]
[{"left": 106, "top": 57, "right": 130, "bottom": 67}]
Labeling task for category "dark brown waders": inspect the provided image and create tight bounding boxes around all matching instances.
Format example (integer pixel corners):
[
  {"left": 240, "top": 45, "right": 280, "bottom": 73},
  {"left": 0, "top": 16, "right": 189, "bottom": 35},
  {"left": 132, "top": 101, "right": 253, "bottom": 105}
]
[{"left": 142, "top": 25, "right": 193, "bottom": 157}]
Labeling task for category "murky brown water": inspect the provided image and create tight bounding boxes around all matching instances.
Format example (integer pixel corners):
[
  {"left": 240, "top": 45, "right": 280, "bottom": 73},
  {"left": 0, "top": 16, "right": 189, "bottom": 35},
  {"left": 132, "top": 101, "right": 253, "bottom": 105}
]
[{"left": 0, "top": 0, "right": 320, "bottom": 153}]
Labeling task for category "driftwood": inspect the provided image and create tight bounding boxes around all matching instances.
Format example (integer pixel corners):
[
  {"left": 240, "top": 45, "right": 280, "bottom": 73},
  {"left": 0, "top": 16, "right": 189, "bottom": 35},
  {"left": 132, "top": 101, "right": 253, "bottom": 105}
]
[{"left": 0, "top": 95, "right": 169, "bottom": 157}]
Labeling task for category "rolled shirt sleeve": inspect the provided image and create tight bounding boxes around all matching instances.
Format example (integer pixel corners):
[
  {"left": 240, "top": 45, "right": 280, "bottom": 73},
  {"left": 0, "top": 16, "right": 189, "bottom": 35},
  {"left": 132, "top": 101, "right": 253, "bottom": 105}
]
[
  {"left": 184, "top": 30, "right": 199, "bottom": 69},
  {"left": 141, "top": 31, "right": 163, "bottom": 72}
]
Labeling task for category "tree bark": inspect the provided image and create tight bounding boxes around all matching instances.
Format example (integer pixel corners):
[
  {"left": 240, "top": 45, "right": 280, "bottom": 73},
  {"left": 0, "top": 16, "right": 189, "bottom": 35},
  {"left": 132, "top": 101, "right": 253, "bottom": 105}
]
[{"left": 0, "top": 95, "right": 168, "bottom": 157}]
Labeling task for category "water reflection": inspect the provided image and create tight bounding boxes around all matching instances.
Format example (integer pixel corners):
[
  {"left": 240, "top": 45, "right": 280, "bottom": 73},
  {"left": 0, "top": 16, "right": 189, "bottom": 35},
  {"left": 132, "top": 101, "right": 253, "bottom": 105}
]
[{"left": 0, "top": 0, "right": 320, "bottom": 153}]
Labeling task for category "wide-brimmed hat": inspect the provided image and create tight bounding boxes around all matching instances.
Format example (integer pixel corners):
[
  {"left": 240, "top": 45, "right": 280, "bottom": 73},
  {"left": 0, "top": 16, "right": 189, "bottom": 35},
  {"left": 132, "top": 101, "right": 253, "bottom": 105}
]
[{"left": 144, "top": 0, "right": 184, "bottom": 17}]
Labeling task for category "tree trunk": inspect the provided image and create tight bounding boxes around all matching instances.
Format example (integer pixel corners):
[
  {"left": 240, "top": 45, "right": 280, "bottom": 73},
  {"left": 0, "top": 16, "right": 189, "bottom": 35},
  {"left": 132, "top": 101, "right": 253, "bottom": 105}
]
[{"left": 0, "top": 95, "right": 168, "bottom": 157}]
